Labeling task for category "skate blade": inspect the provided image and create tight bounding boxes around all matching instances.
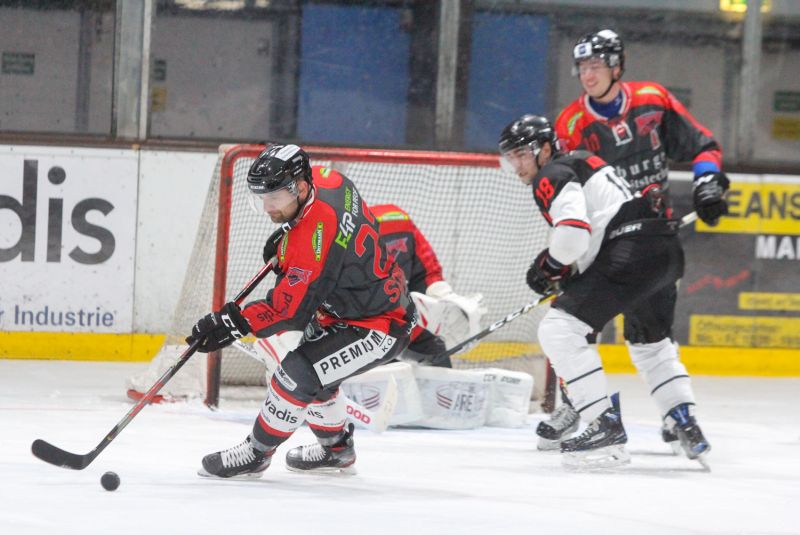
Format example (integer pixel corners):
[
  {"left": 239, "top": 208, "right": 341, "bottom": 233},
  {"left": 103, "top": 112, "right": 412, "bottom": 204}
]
[
  {"left": 667, "top": 441, "right": 682, "bottom": 456},
  {"left": 197, "top": 467, "right": 266, "bottom": 480},
  {"left": 693, "top": 451, "right": 711, "bottom": 472},
  {"left": 285, "top": 464, "right": 357, "bottom": 476},
  {"left": 536, "top": 437, "right": 562, "bottom": 451},
  {"left": 562, "top": 444, "right": 631, "bottom": 470}
]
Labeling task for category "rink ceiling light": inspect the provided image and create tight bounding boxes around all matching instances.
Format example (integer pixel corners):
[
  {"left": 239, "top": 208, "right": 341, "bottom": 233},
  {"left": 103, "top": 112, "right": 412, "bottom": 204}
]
[
  {"left": 174, "top": 0, "right": 272, "bottom": 10},
  {"left": 719, "top": 0, "right": 772, "bottom": 13}
]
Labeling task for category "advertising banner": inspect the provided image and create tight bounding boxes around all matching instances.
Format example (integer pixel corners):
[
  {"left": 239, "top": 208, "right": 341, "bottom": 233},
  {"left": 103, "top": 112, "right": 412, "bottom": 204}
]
[
  {"left": 0, "top": 146, "right": 138, "bottom": 333},
  {"left": 606, "top": 173, "right": 800, "bottom": 350}
]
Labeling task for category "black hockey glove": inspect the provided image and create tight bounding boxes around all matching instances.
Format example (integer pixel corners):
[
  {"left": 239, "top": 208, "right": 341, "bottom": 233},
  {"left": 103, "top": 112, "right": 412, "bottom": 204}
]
[
  {"left": 526, "top": 249, "right": 571, "bottom": 296},
  {"left": 186, "top": 302, "right": 251, "bottom": 353},
  {"left": 262, "top": 227, "right": 285, "bottom": 264},
  {"left": 693, "top": 172, "right": 730, "bottom": 226}
]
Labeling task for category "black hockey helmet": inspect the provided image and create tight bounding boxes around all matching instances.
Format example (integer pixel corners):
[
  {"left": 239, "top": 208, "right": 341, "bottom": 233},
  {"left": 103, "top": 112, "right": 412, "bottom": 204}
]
[
  {"left": 498, "top": 114, "right": 558, "bottom": 157},
  {"left": 247, "top": 143, "right": 312, "bottom": 196},
  {"left": 572, "top": 29, "right": 625, "bottom": 75}
]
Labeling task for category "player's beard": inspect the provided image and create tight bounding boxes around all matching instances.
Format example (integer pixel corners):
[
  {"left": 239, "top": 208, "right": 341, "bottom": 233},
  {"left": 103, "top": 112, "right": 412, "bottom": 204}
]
[{"left": 268, "top": 200, "right": 299, "bottom": 224}]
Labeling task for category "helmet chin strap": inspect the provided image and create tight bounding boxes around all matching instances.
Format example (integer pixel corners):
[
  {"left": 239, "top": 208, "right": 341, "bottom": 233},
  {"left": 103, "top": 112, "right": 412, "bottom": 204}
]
[
  {"left": 282, "top": 181, "right": 315, "bottom": 231},
  {"left": 596, "top": 75, "right": 619, "bottom": 101}
]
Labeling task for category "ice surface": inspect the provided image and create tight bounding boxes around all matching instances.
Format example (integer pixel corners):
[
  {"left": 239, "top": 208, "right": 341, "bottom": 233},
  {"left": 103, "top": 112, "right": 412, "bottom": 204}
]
[{"left": 1, "top": 360, "right": 798, "bottom": 535}]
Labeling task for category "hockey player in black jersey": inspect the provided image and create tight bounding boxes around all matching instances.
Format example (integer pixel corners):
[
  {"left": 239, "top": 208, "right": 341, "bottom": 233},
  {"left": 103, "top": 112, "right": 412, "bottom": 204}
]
[
  {"left": 554, "top": 29, "right": 717, "bottom": 461},
  {"left": 499, "top": 114, "right": 692, "bottom": 467}
]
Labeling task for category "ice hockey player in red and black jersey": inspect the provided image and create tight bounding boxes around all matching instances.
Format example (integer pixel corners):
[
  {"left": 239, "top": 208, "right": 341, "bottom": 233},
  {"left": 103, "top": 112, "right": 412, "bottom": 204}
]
[
  {"left": 372, "top": 204, "right": 485, "bottom": 368},
  {"left": 186, "top": 144, "right": 416, "bottom": 479},
  {"left": 499, "top": 114, "right": 702, "bottom": 467},
  {"left": 550, "top": 29, "right": 721, "bottom": 461}
]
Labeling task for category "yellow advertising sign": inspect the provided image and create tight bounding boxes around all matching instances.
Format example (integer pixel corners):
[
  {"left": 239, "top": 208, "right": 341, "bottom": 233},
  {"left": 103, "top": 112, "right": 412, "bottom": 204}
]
[
  {"left": 695, "top": 182, "right": 800, "bottom": 234},
  {"left": 772, "top": 117, "right": 800, "bottom": 141},
  {"left": 690, "top": 315, "right": 800, "bottom": 348},
  {"left": 739, "top": 292, "right": 800, "bottom": 312}
]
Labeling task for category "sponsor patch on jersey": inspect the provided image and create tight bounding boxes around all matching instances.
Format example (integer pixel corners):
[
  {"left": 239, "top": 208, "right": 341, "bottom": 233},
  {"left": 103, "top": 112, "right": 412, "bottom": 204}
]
[
  {"left": 636, "top": 85, "right": 664, "bottom": 97},
  {"left": 319, "top": 167, "right": 331, "bottom": 177},
  {"left": 313, "top": 331, "right": 396, "bottom": 385},
  {"left": 344, "top": 187, "right": 352, "bottom": 212},
  {"left": 567, "top": 111, "right": 584, "bottom": 136},
  {"left": 635, "top": 111, "right": 663, "bottom": 135},
  {"left": 286, "top": 266, "right": 312, "bottom": 286},
  {"left": 279, "top": 234, "right": 289, "bottom": 263},
  {"left": 611, "top": 120, "right": 633, "bottom": 146},
  {"left": 377, "top": 211, "right": 409, "bottom": 222},
  {"left": 275, "top": 366, "right": 298, "bottom": 391},
  {"left": 312, "top": 222, "right": 324, "bottom": 261},
  {"left": 385, "top": 237, "right": 409, "bottom": 256}
]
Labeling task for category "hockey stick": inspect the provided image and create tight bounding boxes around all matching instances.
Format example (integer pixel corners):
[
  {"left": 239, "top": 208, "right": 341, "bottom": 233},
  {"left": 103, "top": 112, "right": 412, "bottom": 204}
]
[
  {"left": 431, "top": 293, "right": 557, "bottom": 365},
  {"left": 231, "top": 340, "right": 398, "bottom": 433},
  {"left": 31, "top": 261, "right": 277, "bottom": 470},
  {"left": 436, "top": 212, "right": 698, "bottom": 368}
]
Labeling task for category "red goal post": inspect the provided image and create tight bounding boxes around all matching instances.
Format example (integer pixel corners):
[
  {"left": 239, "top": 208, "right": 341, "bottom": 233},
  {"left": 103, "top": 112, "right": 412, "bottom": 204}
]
[{"left": 130, "top": 144, "right": 553, "bottom": 408}]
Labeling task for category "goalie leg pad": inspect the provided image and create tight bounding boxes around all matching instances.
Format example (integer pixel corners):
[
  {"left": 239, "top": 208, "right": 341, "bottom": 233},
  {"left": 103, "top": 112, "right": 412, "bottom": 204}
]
[
  {"left": 538, "top": 308, "right": 611, "bottom": 422},
  {"left": 627, "top": 338, "right": 695, "bottom": 417}
]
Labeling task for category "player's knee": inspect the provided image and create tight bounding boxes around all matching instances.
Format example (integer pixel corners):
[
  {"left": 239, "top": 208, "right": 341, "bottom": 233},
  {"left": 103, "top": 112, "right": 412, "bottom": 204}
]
[
  {"left": 537, "top": 308, "right": 592, "bottom": 360},
  {"left": 627, "top": 338, "right": 676, "bottom": 370}
]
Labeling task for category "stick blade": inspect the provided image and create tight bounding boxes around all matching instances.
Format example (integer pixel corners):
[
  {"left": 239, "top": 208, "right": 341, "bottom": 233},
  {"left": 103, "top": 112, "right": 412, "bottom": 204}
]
[
  {"left": 371, "top": 375, "right": 398, "bottom": 433},
  {"left": 31, "top": 439, "right": 92, "bottom": 470}
]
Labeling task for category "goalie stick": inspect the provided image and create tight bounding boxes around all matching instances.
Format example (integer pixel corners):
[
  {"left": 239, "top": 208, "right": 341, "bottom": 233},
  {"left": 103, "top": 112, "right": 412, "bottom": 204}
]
[
  {"left": 31, "top": 261, "right": 277, "bottom": 470},
  {"left": 231, "top": 340, "right": 398, "bottom": 433}
]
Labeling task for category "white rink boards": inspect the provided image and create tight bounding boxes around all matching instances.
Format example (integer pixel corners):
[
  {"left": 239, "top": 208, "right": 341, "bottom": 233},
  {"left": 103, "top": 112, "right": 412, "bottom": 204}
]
[{"left": 2, "top": 360, "right": 798, "bottom": 535}]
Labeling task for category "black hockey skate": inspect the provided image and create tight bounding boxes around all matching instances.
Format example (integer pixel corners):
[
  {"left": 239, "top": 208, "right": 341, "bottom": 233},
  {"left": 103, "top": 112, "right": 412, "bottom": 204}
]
[
  {"left": 661, "top": 423, "right": 682, "bottom": 455},
  {"left": 198, "top": 435, "right": 274, "bottom": 479},
  {"left": 286, "top": 423, "right": 356, "bottom": 474},
  {"left": 665, "top": 403, "right": 711, "bottom": 463},
  {"left": 561, "top": 398, "right": 630, "bottom": 469},
  {"left": 536, "top": 403, "right": 579, "bottom": 451}
]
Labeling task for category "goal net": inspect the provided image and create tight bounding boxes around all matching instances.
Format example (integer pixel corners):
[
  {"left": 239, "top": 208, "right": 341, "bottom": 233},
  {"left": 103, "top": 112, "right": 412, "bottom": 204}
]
[{"left": 128, "top": 144, "right": 553, "bottom": 407}]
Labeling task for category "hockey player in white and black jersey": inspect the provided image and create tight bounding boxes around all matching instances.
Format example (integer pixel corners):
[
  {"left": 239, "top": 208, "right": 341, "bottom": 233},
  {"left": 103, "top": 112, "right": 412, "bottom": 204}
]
[{"left": 499, "top": 114, "right": 699, "bottom": 467}]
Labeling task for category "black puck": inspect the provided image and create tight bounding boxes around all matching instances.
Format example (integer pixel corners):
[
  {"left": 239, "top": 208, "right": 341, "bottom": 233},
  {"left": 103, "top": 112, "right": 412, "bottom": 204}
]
[{"left": 101, "top": 471, "right": 120, "bottom": 491}]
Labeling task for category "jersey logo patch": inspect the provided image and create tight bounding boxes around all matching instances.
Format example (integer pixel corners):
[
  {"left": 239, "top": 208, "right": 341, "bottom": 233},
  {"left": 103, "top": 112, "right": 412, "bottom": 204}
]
[
  {"left": 636, "top": 85, "right": 665, "bottom": 97},
  {"left": 377, "top": 211, "right": 409, "bottom": 222},
  {"left": 279, "top": 234, "right": 289, "bottom": 263},
  {"left": 635, "top": 111, "right": 663, "bottom": 135},
  {"left": 567, "top": 111, "right": 584, "bottom": 136},
  {"left": 385, "top": 237, "right": 409, "bottom": 257},
  {"left": 286, "top": 267, "right": 312, "bottom": 286},
  {"left": 611, "top": 121, "right": 633, "bottom": 146},
  {"left": 312, "top": 222, "right": 324, "bottom": 261}
]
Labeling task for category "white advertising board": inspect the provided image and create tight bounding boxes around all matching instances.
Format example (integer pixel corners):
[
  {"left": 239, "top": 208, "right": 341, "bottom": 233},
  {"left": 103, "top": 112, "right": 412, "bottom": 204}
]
[{"left": 0, "top": 145, "right": 138, "bottom": 333}]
